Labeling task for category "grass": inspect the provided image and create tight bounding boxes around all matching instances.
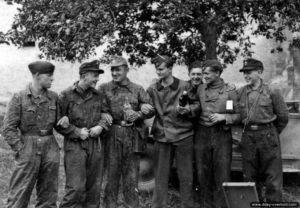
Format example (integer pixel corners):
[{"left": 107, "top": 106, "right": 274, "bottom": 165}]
[
  {"left": 0, "top": 133, "right": 183, "bottom": 208},
  {"left": 0, "top": 133, "right": 300, "bottom": 207}
]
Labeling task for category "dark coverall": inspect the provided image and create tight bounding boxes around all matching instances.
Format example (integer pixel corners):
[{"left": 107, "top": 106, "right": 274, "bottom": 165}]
[
  {"left": 147, "top": 77, "right": 200, "bottom": 208},
  {"left": 237, "top": 81, "right": 288, "bottom": 202},
  {"left": 59, "top": 82, "right": 109, "bottom": 208},
  {"left": 99, "top": 78, "right": 153, "bottom": 208},
  {"left": 2, "top": 83, "right": 72, "bottom": 208},
  {"left": 195, "top": 78, "right": 239, "bottom": 208}
]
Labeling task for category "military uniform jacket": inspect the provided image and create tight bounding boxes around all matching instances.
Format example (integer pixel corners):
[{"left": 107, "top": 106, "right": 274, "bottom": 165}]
[
  {"left": 98, "top": 78, "right": 153, "bottom": 125},
  {"left": 3, "top": 83, "right": 72, "bottom": 152},
  {"left": 147, "top": 77, "right": 200, "bottom": 143},
  {"left": 59, "top": 81, "right": 109, "bottom": 140},
  {"left": 197, "top": 78, "right": 240, "bottom": 126},
  {"left": 237, "top": 80, "right": 288, "bottom": 133}
]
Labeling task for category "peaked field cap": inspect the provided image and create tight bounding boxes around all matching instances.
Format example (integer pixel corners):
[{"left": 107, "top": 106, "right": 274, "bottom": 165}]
[
  {"left": 203, "top": 59, "right": 223, "bottom": 71},
  {"left": 110, "top": 56, "right": 128, "bottom": 67},
  {"left": 240, "top": 58, "right": 264, "bottom": 72},
  {"left": 79, "top": 60, "right": 104, "bottom": 75},
  {"left": 151, "top": 54, "right": 173, "bottom": 67},
  {"left": 28, "top": 61, "right": 55, "bottom": 74}
]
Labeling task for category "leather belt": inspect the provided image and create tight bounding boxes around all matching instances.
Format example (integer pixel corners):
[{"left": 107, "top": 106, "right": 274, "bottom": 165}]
[
  {"left": 22, "top": 129, "right": 53, "bottom": 136},
  {"left": 244, "top": 123, "right": 273, "bottom": 131},
  {"left": 113, "top": 120, "right": 134, "bottom": 127}
]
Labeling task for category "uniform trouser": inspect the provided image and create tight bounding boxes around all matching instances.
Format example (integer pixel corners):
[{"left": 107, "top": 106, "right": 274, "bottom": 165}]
[
  {"left": 152, "top": 137, "right": 194, "bottom": 208},
  {"left": 194, "top": 124, "right": 232, "bottom": 208},
  {"left": 60, "top": 137, "right": 104, "bottom": 208},
  {"left": 241, "top": 125, "right": 283, "bottom": 202},
  {"left": 7, "top": 135, "right": 60, "bottom": 208},
  {"left": 103, "top": 125, "right": 140, "bottom": 208}
]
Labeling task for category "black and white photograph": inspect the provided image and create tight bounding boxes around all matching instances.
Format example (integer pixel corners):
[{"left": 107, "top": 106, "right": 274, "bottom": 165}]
[{"left": 0, "top": 0, "right": 300, "bottom": 207}]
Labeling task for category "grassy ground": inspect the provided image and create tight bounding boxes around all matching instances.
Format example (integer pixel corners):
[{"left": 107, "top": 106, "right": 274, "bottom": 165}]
[
  {"left": 0, "top": 134, "right": 300, "bottom": 207},
  {"left": 0, "top": 134, "right": 184, "bottom": 208}
]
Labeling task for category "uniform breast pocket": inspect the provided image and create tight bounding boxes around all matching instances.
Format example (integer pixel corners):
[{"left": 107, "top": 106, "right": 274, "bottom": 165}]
[
  {"left": 23, "top": 106, "right": 36, "bottom": 125},
  {"left": 259, "top": 96, "right": 273, "bottom": 113},
  {"left": 69, "top": 102, "right": 83, "bottom": 120},
  {"left": 48, "top": 105, "right": 57, "bottom": 123}
]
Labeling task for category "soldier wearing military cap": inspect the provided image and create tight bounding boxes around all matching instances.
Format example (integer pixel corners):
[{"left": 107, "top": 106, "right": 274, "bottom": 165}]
[
  {"left": 237, "top": 58, "right": 288, "bottom": 202},
  {"left": 195, "top": 59, "right": 240, "bottom": 208},
  {"left": 99, "top": 56, "right": 154, "bottom": 208},
  {"left": 3, "top": 61, "right": 72, "bottom": 208},
  {"left": 141, "top": 54, "right": 200, "bottom": 208},
  {"left": 59, "top": 60, "right": 109, "bottom": 208}
]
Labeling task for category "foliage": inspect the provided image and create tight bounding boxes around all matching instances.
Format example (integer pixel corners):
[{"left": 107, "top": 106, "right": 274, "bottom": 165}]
[
  {"left": 3, "top": 0, "right": 300, "bottom": 66},
  {"left": 0, "top": 31, "right": 9, "bottom": 45},
  {"left": 292, "top": 32, "right": 300, "bottom": 49}
]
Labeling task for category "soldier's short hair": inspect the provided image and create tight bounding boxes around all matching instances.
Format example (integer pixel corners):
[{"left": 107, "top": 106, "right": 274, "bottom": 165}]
[
  {"left": 151, "top": 55, "right": 174, "bottom": 68},
  {"left": 188, "top": 60, "right": 202, "bottom": 73},
  {"left": 203, "top": 59, "right": 223, "bottom": 74}
]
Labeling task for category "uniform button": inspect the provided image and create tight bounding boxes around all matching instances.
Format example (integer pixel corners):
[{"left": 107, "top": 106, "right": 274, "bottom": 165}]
[
  {"left": 38, "top": 138, "right": 41, "bottom": 142},
  {"left": 37, "top": 151, "right": 41, "bottom": 155}
]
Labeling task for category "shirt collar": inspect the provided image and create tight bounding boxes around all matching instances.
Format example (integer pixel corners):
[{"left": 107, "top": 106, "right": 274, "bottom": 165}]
[
  {"left": 246, "top": 79, "right": 264, "bottom": 93},
  {"left": 156, "top": 76, "right": 179, "bottom": 91},
  {"left": 72, "top": 81, "right": 98, "bottom": 95},
  {"left": 205, "top": 78, "right": 225, "bottom": 90},
  {"left": 111, "top": 78, "right": 132, "bottom": 92},
  {"left": 26, "top": 83, "right": 51, "bottom": 99}
]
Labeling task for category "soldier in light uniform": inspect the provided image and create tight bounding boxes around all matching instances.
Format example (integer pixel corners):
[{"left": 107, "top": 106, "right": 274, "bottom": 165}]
[
  {"left": 3, "top": 61, "right": 71, "bottom": 208},
  {"left": 195, "top": 59, "right": 240, "bottom": 208},
  {"left": 237, "top": 58, "right": 288, "bottom": 202},
  {"left": 99, "top": 56, "right": 154, "bottom": 208}
]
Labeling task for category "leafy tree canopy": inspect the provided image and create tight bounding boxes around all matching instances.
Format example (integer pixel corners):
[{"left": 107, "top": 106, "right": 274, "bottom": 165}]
[{"left": 3, "top": 0, "right": 300, "bottom": 66}]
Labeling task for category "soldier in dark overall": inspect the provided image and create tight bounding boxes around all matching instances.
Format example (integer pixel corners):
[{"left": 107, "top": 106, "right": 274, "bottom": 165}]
[
  {"left": 3, "top": 61, "right": 71, "bottom": 208},
  {"left": 99, "top": 56, "right": 153, "bottom": 208},
  {"left": 142, "top": 55, "right": 199, "bottom": 208},
  {"left": 237, "top": 58, "right": 288, "bottom": 202},
  {"left": 195, "top": 59, "right": 240, "bottom": 208},
  {"left": 59, "top": 60, "right": 109, "bottom": 208}
]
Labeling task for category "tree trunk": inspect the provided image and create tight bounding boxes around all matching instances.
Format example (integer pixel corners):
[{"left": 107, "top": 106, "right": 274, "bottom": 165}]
[{"left": 197, "top": 22, "right": 218, "bottom": 60}]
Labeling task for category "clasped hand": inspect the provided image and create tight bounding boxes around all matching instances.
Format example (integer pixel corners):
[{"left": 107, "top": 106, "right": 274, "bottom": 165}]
[
  {"left": 208, "top": 113, "right": 225, "bottom": 124},
  {"left": 176, "top": 104, "right": 191, "bottom": 115},
  {"left": 79, "top": 126, "right": 103, "bottom": 140}
]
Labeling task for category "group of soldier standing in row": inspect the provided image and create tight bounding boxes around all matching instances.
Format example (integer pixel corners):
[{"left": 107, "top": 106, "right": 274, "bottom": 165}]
[{"left": 2, "top": 54, "right": 289, "bottom": 208}]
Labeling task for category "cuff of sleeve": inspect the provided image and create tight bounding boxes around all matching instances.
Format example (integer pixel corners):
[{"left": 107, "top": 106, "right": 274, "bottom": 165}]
[
  {"left": 137, "top": 111, "right": 144, "bottom": 120},
  {"left": 66, "top": 126, "right": 81, "bottom": 139},
  {"left": 98, "top": 120, "right": 109, "bottom": 131},
  {"left": 225, "top": 114, "right": 233, "bottom": 125}
]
